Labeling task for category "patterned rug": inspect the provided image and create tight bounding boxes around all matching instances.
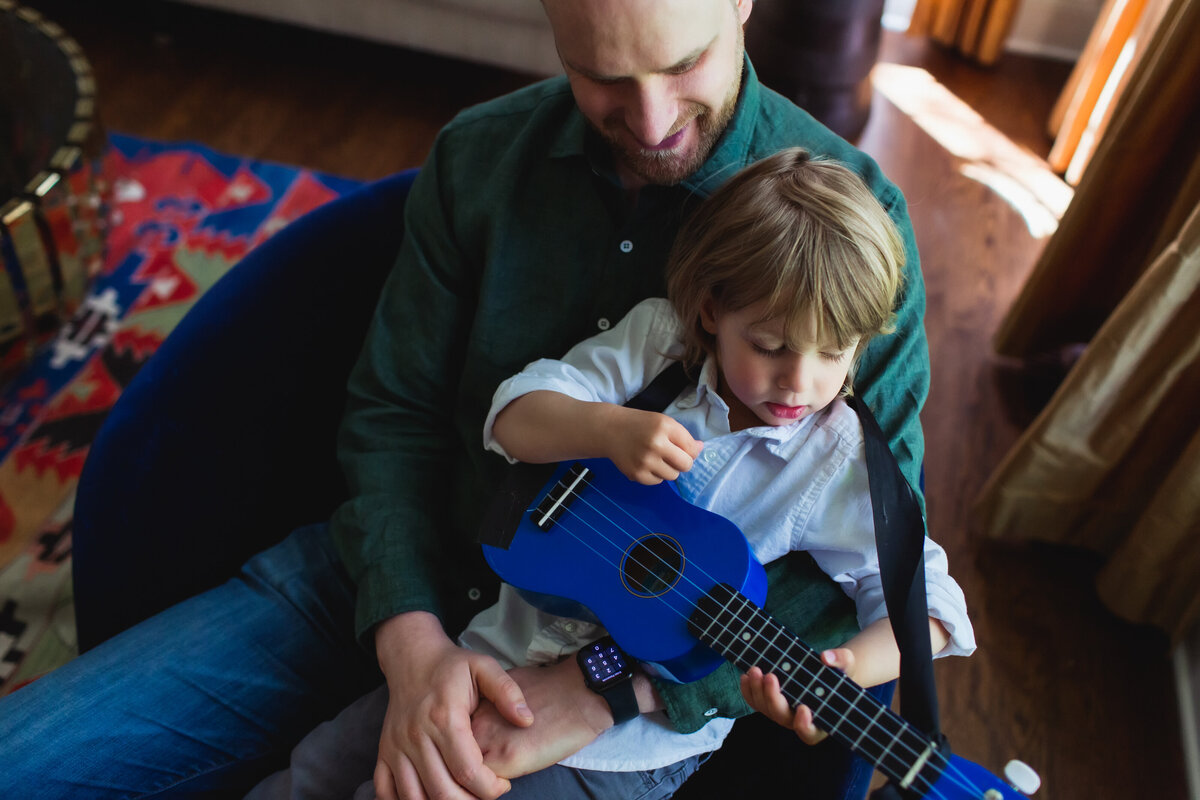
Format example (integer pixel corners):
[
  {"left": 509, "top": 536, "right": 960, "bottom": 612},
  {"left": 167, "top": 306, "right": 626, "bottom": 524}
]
[{"left": 0, "top": 133, "right": 361, "bottom": 695}]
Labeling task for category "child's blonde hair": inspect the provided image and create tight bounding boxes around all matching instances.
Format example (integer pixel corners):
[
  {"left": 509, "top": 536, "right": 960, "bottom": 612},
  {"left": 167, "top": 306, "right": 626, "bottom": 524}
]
[{"left": 666, "top": 148, "right": 905, "bottom": 391}]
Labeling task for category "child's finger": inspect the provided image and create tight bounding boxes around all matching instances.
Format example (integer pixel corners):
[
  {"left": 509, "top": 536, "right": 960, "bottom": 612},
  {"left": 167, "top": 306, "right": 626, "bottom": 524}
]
[
  {"left": 791, "top": 704, "right": 829, "bottom": 745},
  {"left": 821, "top": 647, "right": 857, "bottom": 678},
  {"left": 740, "top": 668, "right": 793, "bottom": 727}
]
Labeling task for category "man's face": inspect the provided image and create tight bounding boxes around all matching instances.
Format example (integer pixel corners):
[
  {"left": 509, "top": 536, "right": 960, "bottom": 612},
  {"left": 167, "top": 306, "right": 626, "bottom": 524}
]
[{"left": 543, "top": 0, "right": 752, "bottom": 188}]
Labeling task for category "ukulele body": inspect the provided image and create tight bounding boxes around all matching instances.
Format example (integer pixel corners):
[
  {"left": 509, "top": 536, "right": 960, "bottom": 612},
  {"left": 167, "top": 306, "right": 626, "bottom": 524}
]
[{"left": 482, "top": 458, "right": 767, "bottom": 684}]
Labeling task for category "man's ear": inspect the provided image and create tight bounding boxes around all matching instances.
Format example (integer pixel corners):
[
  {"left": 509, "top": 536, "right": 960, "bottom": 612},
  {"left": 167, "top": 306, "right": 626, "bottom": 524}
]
[
  {"left": 736, "top": 0, "right": 753, "bottom": 26},
  {"left": 700, "top": 297, "right": 720, "bottom": 335}
]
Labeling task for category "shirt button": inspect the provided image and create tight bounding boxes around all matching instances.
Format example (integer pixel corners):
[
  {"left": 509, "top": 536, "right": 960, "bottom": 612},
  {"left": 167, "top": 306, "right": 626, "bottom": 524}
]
[
  {"left": 704, "top": 707, "right": 719, "bottom": 717},
  {"left": 597, "top": 317, "right": 611, "bottom": 331},
  {"left": 619, "top": 239, "right": 633, "bottom": 253},
  {"left": 467, "top": 587, "right": 481, "bottom": 601},
  {"left": 563, "top": 622, "right": 576, "bottom": 633}
]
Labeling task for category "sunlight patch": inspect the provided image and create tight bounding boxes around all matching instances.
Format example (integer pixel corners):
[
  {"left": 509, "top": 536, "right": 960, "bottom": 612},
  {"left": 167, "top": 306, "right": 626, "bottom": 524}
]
[{"left": 871, "top": 63, "right": 1073, "bottom": 239}]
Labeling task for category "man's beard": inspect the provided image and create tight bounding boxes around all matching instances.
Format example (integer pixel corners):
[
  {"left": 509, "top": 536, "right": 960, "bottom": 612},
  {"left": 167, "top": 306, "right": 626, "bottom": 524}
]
[{"left": 601, "top": 60, "right": 743, "bottom": 186}]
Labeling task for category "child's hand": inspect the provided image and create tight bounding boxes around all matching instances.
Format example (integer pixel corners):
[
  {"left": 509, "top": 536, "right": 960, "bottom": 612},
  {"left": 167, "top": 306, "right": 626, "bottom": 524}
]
[
  {"left": 740, "top": 648, "right": 857, "bottom": 745},
  {"left": 608, "top": 409, "right": 703, "bottom": 485}
]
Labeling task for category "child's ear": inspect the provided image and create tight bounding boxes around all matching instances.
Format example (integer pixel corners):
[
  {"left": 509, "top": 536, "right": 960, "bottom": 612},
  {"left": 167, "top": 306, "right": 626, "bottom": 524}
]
[{"left": 700, "top": 297, "right": 719, "bottom": 335}]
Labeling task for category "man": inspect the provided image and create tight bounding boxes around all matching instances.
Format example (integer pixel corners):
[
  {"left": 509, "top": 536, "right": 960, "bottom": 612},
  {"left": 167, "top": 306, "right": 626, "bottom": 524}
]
[
  {"left": 0, "top": 1, "right": 927, "bottom": 798},
  {"left": 333, "top": 1, "right": 927, "bottom": 799}
]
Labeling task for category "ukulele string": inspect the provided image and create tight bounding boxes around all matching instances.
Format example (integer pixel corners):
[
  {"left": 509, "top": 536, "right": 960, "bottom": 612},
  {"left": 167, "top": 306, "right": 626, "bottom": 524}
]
[{"left": 543, "top": 484, "right": 985, "bottom": 800}]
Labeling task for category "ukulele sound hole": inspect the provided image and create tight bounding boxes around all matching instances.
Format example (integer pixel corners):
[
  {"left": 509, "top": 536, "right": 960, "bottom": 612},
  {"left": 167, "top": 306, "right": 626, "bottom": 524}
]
[{"left": 621, "top": 534, "right": 684, "bottom": 598}]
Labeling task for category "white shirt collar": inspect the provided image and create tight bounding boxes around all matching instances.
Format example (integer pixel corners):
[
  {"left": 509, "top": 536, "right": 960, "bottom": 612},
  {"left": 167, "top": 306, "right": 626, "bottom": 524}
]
[{"left": 671, "top": 355, "right": 820, "bottom": 459}]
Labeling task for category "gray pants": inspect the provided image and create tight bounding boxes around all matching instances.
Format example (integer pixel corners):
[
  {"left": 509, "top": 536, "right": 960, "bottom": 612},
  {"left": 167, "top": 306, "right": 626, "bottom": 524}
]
[{"left": 245, "top": 684, "right": 704, "bottom": 800}]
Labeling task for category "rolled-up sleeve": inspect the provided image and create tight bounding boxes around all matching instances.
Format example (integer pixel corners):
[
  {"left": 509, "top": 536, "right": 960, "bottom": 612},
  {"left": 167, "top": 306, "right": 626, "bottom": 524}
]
[
  {"left": 483, "top": 298, "right": 683, "bottom": 460},
  {"left": 800, "top": 436, "right": 976, "bottom": 659}
]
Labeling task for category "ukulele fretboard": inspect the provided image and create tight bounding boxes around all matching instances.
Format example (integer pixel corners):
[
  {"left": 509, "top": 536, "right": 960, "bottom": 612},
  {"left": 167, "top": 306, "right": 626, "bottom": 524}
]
[{"left": 688, "top": 583, "right": 948, "bottom": 796}]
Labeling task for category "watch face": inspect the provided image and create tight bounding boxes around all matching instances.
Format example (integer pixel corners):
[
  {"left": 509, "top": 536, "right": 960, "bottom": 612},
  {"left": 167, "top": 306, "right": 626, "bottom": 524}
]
[{"left": 581, "top": 640, "right": 629, "bottom": 688}]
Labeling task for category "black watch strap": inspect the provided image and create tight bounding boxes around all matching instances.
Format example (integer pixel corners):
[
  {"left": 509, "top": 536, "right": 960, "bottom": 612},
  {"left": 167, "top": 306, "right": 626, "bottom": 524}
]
[{"left": 598, "top": 675, "right": 639, "bottom": 725}]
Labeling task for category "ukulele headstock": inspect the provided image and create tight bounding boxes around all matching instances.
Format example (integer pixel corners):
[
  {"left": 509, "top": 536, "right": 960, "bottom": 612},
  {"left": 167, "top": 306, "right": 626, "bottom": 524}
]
[{"left": 931, "top": 755, "right": 1040, "bottom": 799}]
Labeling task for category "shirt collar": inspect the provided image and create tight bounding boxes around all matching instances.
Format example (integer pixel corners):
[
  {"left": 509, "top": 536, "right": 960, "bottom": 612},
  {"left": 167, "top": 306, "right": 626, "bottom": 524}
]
[
  {"left": 675, "top": 354, "right": 817, "bottom": 457},
  {"left": 679, "top": 55, "right": 761, "bottom": 199},
  {"left": 549, "top": 83, "right": 591, "bottom": 161}
]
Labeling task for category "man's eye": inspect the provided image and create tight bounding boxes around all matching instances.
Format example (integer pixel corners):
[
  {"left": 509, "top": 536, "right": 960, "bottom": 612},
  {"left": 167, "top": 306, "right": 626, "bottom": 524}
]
[{"left": 667, "top": 59, "right": 699, "bottom": 75}]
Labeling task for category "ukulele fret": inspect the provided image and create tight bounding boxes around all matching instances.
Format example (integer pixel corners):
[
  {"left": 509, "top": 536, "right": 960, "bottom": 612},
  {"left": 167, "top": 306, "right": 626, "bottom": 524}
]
[{"left": 689, "top": 583, "right": 946, "bottom": 792}]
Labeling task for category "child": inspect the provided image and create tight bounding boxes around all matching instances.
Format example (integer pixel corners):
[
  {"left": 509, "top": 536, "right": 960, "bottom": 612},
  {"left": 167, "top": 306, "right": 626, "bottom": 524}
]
[
  {"left": 477, "top": 148, "right": 973, "bottom": 768},
  {"left": 245, "top": 148, "right": 974, "bottom": 799}
]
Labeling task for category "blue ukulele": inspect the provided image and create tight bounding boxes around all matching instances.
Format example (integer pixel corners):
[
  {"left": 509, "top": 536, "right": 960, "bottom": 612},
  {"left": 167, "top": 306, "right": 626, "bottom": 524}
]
[{"left": 481, "top": 458, "right": 1041, "bottom": 800}]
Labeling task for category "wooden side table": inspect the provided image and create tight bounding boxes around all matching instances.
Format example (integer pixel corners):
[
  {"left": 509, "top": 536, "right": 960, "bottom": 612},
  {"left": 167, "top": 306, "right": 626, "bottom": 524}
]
[{"left": 0, "top": 0, "right": 107, "bottom": 384}]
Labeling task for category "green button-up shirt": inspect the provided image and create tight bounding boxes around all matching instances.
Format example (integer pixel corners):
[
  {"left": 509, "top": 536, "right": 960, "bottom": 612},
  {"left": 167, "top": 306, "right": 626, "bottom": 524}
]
[{"left": 331, "top": 59, "right": 929, "bottom": 734}]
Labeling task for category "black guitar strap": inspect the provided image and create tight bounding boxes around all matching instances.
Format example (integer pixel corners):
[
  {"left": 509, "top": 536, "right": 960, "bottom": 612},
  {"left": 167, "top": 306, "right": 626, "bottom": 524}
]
[{"left": 843, "top": 395, "right": 942, "bottom": 741}]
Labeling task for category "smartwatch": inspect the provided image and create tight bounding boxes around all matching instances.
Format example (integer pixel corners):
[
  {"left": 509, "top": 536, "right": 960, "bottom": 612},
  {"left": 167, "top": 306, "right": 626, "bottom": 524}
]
[{"left": 576, "top": 636, "right": 639, "bottom": 725}]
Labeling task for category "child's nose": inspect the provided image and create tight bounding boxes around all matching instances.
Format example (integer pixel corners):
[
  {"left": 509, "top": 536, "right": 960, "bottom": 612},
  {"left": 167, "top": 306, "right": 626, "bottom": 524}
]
[{"left": 778, "top": 357, "right": 808, "bottom": 391}]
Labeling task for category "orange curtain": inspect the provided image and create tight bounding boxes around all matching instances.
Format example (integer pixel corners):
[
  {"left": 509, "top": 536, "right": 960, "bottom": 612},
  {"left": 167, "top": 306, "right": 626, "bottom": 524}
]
[
  {"left": 907, "top": 0, "right": 1023, "bottom": 65},
  {"left": 1046, "top": 0, "right": 1172, "bottom": 183},
  {"left": 974, "top": 0, "right": 1200, "bottom": 641}
]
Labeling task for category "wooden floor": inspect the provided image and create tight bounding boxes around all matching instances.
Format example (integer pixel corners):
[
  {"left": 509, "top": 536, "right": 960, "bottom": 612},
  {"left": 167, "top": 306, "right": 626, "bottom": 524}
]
[{"left": 28, "top": 1, "right": 1188, "bottom": 797}]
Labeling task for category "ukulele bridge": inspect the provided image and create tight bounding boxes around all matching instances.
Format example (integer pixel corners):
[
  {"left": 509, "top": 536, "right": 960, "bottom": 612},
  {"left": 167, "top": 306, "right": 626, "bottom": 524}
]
[{"left": 533, "top": 463, "right": 593, "bottom": 531}]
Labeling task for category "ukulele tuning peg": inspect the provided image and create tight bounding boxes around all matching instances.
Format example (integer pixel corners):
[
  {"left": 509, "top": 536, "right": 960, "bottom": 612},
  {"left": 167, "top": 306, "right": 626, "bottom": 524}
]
[{"left": 1004, "top": 760, "right": 1041, "bottom": 795}]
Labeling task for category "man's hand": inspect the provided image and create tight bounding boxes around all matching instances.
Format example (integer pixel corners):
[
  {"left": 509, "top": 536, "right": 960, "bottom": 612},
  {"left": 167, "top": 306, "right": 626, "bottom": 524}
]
[
  {"left": 372, "top": 612, "right": 533, "bottom": 800},
  {"left": 471, "top": 658, "right": 615, "bottom": 778}
]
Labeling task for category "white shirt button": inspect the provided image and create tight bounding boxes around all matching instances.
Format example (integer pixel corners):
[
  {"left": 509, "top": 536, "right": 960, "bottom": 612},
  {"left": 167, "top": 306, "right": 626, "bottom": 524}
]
[
  {"left": 619, "top": 240, "right": 633, "bottom": 253},
  {"left": 703, "top": 707, "right": 719, "bottom": 717},
  {"left": 597, "top": 317, "right": 611, "bottom": 331},
  {"left": 563, "top": 621, "right": 576, "bottom": 633}
]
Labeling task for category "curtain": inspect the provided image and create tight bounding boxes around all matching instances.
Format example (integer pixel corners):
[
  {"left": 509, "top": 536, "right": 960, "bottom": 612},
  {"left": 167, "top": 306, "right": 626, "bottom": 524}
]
[
  {"left": 992, "top": 0, "right": 1200, "bottom": 357},
  {"left": 1046, "top": 0, "right": 1172, "bottom": 183},
  {"left": 974, "top": 0, "right": 1200, "bottom": 641},
  {"left": 907, "top": 0, "right": 1023, "bottom": 65}
]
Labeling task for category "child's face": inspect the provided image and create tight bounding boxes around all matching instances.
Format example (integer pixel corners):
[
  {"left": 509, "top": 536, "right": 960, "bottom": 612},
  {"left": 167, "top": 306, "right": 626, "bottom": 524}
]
[{"left": 701, "top": 300, "right": 858, "bottom": 431}]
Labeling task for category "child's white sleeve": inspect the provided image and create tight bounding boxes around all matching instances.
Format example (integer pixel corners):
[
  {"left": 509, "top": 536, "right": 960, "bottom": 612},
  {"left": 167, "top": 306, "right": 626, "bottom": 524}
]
[
  {"left": 799, "top": 417, "right": 977, "bottom": 658},
  {"left": 852, "top": 544, "right": 978, "bottom": 659},
  {"left": 482, "top": 298, "right": 683, "bottom": 461}
]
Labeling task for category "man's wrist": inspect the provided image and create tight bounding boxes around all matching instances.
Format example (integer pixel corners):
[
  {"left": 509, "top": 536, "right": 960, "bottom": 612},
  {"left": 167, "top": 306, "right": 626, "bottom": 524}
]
[
  {"left": 632, "top": 667, "right": 664, "bottom": 714},
  {"left": 374, "top": 611, "right": 447, "bottom": 667}
]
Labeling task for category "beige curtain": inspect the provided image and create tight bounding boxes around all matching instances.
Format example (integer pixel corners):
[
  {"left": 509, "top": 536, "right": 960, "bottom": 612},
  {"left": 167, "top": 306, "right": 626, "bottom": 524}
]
[
  {"left": 974, "top": 0, "right": 1200, "bottom": 641},
  {"left": 992, "top": 0, "right": 1200, "bottom": 357},
  {"left": 907, "top": 0, "right": 1023, "bottom": 64}
]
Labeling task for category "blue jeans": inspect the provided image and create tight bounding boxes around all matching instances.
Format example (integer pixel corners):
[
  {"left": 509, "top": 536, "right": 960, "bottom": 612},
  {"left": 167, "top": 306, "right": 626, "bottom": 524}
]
[{"left": 0, "top": 524, "right": 382, "bottom": 799}]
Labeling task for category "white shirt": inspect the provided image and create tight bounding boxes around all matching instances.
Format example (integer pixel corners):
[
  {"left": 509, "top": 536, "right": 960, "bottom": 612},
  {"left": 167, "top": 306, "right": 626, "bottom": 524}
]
[{"left": 465, "top": 298, "right": 975, "bottom": 772}]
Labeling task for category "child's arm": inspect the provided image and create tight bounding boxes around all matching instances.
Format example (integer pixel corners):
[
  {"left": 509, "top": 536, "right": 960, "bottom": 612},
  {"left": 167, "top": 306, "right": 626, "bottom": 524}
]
[
  {"left": 740, "top": 617, "right": 950, "bottom": 744},
  {"left": 492, "top": 390, "right": 704, "bottom": 484}
]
